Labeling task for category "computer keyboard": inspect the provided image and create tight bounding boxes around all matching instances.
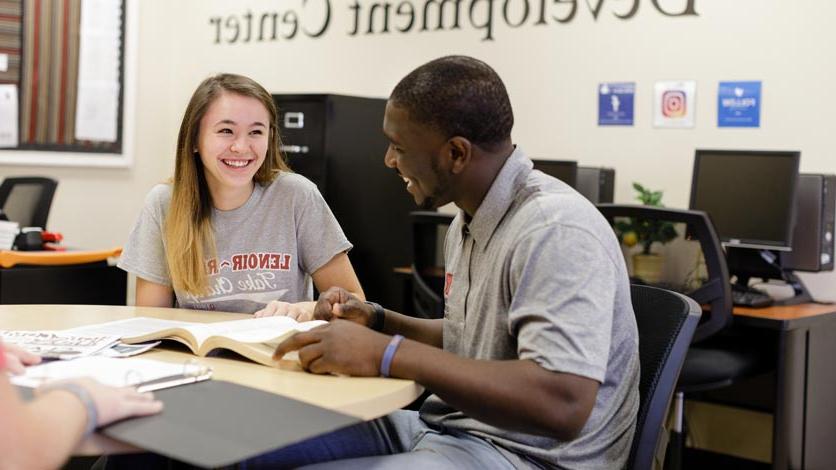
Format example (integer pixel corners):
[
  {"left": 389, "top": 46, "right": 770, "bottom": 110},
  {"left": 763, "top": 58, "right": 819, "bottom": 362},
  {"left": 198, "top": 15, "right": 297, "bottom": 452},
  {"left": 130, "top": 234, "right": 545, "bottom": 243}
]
[{"left": 731, "top": 284, "right": 774, "bottom": 308}]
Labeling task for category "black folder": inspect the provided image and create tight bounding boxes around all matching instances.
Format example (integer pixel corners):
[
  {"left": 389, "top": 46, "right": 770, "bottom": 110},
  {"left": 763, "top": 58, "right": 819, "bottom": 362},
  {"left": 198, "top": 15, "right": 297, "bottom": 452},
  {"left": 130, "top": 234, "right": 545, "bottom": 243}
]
[{"left": 101, "top": 379, "right": 362, "bottom": 468}]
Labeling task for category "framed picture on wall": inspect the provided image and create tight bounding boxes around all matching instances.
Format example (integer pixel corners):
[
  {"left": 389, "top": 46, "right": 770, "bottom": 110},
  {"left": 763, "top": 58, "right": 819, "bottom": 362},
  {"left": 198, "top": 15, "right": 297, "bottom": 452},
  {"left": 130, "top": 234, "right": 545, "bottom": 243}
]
[{"left": 0, "top": 0, "right": 137, "bottom": 168}]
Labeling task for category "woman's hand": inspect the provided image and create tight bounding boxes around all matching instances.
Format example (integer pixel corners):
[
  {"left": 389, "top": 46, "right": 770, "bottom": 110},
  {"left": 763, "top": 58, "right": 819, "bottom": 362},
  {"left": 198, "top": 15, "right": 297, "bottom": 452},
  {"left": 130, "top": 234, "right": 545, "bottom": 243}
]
[
  {"left": 254, "top": 301, "right": 316, "bottom": 321},
  {"left": 38, "top": 378, "right": 163, "bottom": 427},
  {"left": 3, "top": 343, "right": 42, "bottom": 375}
]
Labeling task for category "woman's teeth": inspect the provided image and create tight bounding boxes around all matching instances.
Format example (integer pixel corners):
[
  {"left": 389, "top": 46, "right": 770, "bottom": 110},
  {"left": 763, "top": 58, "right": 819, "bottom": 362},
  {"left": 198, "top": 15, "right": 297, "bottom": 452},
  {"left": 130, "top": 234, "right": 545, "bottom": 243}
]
[{"left": 223, "top": 159, "right": 249, "bottom": 168}]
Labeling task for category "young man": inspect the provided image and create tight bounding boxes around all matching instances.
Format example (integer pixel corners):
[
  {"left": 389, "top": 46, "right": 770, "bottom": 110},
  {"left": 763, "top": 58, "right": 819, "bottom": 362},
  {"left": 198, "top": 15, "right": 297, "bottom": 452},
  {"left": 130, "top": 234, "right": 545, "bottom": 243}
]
[{"left": 261, "top": 55, "right": 639, "bottom": 469}]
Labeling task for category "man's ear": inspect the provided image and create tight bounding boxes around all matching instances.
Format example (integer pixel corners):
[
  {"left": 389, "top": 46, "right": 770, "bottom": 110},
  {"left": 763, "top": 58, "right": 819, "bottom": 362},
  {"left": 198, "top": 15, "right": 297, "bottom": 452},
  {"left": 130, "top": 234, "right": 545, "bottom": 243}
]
[{"left": 447, "top": 137, "right": 472, "bottom": 175}]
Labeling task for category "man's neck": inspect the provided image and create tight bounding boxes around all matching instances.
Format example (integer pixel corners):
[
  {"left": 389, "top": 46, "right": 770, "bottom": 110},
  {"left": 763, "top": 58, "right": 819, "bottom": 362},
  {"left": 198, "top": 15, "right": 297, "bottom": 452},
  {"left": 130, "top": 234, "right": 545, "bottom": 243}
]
[{"left": 455, "top": 142, "right": 515, "bottom": 217}]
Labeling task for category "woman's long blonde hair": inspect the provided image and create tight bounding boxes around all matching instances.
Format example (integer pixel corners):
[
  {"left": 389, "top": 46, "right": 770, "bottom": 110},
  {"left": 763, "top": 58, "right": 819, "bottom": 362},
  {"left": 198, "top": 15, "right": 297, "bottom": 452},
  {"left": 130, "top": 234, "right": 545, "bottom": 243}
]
[{"left": 165, "top": 73, "right": 290, "bottom": 295}]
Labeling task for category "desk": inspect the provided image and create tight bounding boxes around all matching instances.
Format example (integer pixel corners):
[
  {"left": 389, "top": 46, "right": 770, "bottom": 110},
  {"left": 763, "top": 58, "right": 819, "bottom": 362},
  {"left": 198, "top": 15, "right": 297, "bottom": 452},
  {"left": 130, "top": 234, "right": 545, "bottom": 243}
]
[
  {"left": 730, "top": 304, "right": 836, "bottom": 470},
  {"left": 0, "top": 304, "right": 423, "bottom": 456}
]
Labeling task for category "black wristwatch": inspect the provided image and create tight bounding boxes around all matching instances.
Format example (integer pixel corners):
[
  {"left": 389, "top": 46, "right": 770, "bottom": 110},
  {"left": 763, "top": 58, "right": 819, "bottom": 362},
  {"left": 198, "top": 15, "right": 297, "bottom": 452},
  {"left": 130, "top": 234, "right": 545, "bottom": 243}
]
[{"left": 365, "top": 301, "right": 385, "bottom": 332}]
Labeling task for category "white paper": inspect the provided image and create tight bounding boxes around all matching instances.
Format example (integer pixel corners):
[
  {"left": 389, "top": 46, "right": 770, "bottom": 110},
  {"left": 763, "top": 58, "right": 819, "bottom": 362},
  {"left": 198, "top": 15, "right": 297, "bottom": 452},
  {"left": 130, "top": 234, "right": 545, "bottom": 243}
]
[
  {"left": 11, "top": 356, "right": 206, "bottom": 388},
  {"left": 654, "top": 80, "right": 697, "bottom": 129},
  {"left": 0, "top": 54, "right": 8, "bottom": 72},
  {"left": 0, "top": 84, "right": 18, "bottom": 147},
  {"left": 0, "top": 220, "right": 19, "bottom": 250},
  {"left": 0, "top": 330, "right": 120, "bottom": 359},
  {"left": 74, "top": 0, "right": 122, "bottom": 142}
]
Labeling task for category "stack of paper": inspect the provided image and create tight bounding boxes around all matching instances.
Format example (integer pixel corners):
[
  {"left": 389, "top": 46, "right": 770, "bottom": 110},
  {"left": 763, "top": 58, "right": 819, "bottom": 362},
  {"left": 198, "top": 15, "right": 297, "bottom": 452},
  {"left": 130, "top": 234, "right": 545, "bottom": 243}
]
[
  {"left": 0, "top": 330, "right": 120, "bottom": 359},
  {"left": 0, "top": 220, "right": 18, "bottom": 250}
]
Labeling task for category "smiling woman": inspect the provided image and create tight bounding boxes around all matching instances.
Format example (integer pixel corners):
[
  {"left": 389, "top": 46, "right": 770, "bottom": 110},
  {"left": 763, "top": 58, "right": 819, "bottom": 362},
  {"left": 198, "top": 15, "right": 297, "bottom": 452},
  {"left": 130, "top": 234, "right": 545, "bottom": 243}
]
[
  {"left": 196, "top": 92, "right": 271, "bottom": 210},
  {"left": 117, "top": 74, "right": 364, "bottom": 318}
]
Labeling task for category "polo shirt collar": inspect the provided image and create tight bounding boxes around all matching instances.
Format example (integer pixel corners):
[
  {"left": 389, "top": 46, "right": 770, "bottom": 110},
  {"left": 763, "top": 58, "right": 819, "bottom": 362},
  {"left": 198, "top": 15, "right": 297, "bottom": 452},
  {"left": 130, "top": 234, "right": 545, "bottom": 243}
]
[{"left": 462, "top": 146, "right": 532, "bottom": 249}]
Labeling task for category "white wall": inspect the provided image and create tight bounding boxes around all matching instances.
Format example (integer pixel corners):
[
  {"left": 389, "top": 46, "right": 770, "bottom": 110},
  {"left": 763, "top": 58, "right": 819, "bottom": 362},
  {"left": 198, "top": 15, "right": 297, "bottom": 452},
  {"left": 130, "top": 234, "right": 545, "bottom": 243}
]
[{"left": 2, "top": 0, "right": 835, "bottom": 299}]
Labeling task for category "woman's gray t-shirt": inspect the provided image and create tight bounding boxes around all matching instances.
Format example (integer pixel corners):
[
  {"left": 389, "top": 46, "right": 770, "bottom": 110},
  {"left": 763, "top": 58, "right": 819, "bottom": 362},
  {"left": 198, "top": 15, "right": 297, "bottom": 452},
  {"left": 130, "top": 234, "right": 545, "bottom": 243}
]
[{"left": 118, "top": 173, "right": 352, "bottom": 313}]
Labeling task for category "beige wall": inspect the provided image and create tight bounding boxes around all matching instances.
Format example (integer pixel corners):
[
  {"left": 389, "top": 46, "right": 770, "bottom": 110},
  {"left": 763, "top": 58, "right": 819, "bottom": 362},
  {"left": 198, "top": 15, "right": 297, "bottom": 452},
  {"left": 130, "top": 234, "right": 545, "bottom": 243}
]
[{"left": 2, "top": 0, "right": 834, "bottom": 299}]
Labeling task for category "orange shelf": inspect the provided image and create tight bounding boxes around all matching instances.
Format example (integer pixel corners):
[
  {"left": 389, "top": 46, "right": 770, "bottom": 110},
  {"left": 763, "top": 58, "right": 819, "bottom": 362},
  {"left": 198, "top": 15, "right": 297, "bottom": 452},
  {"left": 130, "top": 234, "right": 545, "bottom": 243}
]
[{"left": 0, "top": 247, "right": 122, "bottom": 268}]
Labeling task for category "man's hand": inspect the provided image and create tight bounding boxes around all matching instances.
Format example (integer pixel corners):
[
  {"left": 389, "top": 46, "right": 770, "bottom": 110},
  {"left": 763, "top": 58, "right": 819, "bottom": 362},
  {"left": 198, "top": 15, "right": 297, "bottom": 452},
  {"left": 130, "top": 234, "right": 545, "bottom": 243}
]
[
  {"left": 254, "top": 301, "right": 316, "bottom": 321},
  {"left": 3, "top": 343, "right": 42, "bottom": 375},
  {"left": 313, "top": 287, "right": 375, "bottom": 327},
  {"left": 273, "top": 320, "right": 390, "bottom": 376}
]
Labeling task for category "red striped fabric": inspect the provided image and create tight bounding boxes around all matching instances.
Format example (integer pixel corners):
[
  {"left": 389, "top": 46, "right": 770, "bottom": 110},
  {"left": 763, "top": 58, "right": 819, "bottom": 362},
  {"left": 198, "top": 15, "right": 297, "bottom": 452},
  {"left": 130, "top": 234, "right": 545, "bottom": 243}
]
[
  {"left": 18, "top": 0, "right": 118, "bottom": 150},
  {"left": 0, "top": 0, "right": 21, "bottom": 86}
]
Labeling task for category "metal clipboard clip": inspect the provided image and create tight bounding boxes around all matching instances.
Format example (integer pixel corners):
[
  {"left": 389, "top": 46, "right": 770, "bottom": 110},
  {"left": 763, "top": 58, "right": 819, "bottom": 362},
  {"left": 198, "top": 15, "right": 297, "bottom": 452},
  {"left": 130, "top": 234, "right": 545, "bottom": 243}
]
[{"left": 131, "top": 359, "right": 213, "bottom": 393}]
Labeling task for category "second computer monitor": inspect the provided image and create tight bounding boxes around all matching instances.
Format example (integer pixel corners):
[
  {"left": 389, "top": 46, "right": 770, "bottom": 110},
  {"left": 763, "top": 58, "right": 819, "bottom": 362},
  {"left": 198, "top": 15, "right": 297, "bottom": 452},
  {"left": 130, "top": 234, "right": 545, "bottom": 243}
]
[
  {"left": 689, "top": 149, "right": 800, "bottom": 251},
  {"left": 532, "top": 159, "right": 578, "bottom": 188}
]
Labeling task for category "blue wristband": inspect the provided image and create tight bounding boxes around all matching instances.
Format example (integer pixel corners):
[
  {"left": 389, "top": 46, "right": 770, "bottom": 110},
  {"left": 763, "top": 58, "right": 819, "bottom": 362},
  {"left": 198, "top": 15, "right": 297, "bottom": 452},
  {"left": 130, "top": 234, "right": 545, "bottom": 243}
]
[
  {"left": 380, "top": 334, "right": 404, "bottom": 378},
  {"left": 42, "top": 382, "right": 98, "bottom": 437}
]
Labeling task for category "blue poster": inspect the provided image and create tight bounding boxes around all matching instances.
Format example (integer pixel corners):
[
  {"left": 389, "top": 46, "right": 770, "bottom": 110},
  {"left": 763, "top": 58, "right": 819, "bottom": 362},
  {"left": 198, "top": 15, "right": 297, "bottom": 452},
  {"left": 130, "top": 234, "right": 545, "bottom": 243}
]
[
  {"left": 598, "top": 82, "right": 634, "bottom": 126},
  {"left": 718, "top": 81, "right": 761, "bottom": 127}
]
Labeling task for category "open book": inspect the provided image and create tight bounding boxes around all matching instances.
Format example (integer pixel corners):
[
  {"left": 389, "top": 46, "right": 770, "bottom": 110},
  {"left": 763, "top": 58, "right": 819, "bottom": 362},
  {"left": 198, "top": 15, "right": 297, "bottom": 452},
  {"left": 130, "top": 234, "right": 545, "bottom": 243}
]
[{"left": 82, "top": 316, "right": 327, "bottom": 367}]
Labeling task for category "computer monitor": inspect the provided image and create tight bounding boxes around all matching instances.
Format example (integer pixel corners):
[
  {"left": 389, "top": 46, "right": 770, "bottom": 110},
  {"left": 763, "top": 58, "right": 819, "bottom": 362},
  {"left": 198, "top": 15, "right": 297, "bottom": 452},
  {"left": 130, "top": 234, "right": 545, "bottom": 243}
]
[
  {"left": 689, "top": 149, "right": 800, "bottom": 251},
  {"left": 532, "top": 159, "right": 578, "bottom": 188},
  {"left": 689, "top": 149, "right": 812, "bottom": 305}
]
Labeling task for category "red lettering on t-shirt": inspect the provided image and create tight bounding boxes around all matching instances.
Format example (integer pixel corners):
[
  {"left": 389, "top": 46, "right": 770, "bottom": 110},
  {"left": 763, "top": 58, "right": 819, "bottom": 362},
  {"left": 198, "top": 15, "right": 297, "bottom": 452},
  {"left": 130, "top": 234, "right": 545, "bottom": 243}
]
[
  {"left": 206, "top": 258, "right": 218, "bottom": 275},
  {"left": 227, "top": 252, "right": 293, "bottom": 272},
  {"left": 444, "top": 272, "right": 453, "bottom": 298},
  {"left": 258, "top": 253, "right": 272, "bottom": 270}
]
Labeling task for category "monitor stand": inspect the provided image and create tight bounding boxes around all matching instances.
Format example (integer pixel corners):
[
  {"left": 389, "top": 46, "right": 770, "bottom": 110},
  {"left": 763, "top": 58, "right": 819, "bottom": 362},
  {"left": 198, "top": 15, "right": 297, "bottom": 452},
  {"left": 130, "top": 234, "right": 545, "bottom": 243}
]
[
  {"left": 773, "top": 270, "right": 813, "bottom": 306},
  {"left": 727, "top": 248, "right": 814, "bottom": 306}
]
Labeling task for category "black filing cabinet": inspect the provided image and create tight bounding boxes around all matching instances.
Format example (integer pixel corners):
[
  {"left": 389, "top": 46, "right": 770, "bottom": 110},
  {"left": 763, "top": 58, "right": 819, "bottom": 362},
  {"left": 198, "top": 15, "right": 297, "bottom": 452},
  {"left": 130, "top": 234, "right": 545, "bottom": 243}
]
[
  {"left": 273, "top": 94, "right": 414, "bottom": 311},
  {"left": 0, "top": 262, "right": 128, "bottom": 305}
]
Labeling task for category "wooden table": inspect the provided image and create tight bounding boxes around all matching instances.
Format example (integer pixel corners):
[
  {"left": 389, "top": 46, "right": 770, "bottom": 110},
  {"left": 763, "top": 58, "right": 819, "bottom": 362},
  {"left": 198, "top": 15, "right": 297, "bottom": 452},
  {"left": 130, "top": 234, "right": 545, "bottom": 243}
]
[{"left": 0, "top": 304, "right": 424, "bottom": 455}]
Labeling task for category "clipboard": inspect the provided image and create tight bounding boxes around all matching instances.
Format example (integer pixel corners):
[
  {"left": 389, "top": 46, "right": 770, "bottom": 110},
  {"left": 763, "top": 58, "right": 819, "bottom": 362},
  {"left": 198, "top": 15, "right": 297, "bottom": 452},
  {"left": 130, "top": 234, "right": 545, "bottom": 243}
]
[{"left": 102, "top": 380, "right": 362, "bottom": 468}]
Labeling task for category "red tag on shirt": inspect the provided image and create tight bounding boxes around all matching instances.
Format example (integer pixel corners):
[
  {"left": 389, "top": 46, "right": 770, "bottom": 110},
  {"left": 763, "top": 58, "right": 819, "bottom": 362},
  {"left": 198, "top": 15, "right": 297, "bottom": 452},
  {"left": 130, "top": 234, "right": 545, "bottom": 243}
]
[
  {"left": 444, "top": 272, "right": 453, "bottom": 298},
  {"left": 0, "top": 342, "right": 6, "bottom": 371}
]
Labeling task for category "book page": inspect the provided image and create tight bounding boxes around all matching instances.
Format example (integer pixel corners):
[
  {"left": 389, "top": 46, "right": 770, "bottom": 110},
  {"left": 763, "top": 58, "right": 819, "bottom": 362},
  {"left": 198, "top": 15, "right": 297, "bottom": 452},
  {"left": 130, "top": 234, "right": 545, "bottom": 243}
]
[
  {"left": 63, "top": 316, "right": 326, "bottom": 348},
  {"left": 65, "top": 317, "right": 197, "bottom": 338},
  {"left": 10, "top": 356, "right": 207, "bottom": 389},
  {"left": 201, "top": 316, "right": 326, "bottom": 344}
]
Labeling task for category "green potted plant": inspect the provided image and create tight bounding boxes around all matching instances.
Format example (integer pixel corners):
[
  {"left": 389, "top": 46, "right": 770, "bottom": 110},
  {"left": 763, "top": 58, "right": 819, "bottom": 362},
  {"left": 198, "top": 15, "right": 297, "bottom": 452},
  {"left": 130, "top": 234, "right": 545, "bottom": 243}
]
[{"left": 613, "top": 183, "right": 679, "bottom": 284}]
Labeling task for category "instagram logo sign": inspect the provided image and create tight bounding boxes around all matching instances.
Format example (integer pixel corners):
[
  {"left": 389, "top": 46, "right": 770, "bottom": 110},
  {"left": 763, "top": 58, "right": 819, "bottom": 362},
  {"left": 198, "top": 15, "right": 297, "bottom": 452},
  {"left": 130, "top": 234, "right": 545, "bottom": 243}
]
[{"left": 662, "top": 90, "right": 686, "bottom": 117}]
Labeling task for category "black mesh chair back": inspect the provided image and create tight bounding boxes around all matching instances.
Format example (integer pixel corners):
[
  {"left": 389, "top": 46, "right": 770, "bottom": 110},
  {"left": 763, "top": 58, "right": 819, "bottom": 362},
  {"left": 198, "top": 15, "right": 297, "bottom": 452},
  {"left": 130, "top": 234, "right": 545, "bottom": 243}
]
[
  {"left": 627, "top": 284, "right": 701, "bottom": 470},
  {"left": 0, "top": 177, "right": 58, "bottom": 229},
  {"left": 597, "top": 204, "right": 732, "bottom": 342},
  {"left": 409, "top": 211, "right": 454, "bottom": 319}
]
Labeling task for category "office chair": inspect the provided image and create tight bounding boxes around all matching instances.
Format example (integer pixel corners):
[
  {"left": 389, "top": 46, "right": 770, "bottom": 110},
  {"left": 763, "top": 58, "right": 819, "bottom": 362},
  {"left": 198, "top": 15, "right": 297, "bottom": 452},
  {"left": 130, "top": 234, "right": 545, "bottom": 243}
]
[
  {"left": 409, "top": 211, "right": 454, "bottom": 319},
  {"left": 627, "top": 284, "right": 701, "bottom": 470},
  {"left": 598, "top": 205, "right": 774, "bottom": 469},
  {"left": 0, "top": 177, "right": 58, "bottom": 229}
]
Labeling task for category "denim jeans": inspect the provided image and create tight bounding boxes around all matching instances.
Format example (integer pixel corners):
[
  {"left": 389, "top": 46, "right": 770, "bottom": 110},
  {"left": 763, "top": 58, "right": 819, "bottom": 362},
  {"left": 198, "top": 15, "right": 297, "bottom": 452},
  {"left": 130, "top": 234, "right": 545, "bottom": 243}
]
[{"left": 240, "top": 410, "right": 522, "bottom": 469}]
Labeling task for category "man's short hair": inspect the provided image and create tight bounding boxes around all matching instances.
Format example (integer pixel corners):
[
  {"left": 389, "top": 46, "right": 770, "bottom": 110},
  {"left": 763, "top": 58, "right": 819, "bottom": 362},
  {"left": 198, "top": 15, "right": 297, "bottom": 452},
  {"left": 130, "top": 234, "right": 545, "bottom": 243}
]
[{"left": 390, "top": 56, "right": 513, "bottom": 148}]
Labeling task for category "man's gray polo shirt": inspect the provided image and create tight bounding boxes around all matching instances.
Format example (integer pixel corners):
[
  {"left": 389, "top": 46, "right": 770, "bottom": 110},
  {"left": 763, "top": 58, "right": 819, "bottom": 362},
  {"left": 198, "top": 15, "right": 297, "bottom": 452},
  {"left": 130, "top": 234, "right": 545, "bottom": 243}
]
[{"left": 419, "top": 147, "right": 639, "bottom": 469}]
